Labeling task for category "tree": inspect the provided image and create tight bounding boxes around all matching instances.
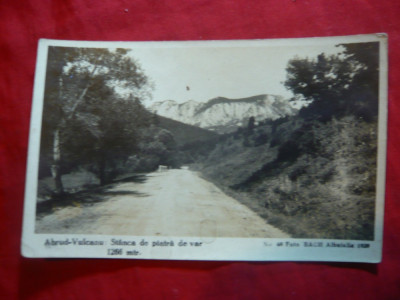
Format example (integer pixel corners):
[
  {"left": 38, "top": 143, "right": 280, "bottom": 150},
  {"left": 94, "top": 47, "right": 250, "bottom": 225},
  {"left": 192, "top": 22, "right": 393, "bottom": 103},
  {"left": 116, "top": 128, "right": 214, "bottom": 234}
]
[
  {"left": 285, "top": 53, "right": 354, "bottom": 120},
  {"left": 41, "top": 47, "right": 150, "bottom": 194},
  {"left": 284, "top": 42, "right": 379, "bottom": 121},
  {"left": 63, "top": 91, "right": 150, "bottom": 185},
  {"left": 340, "top": 42, "right": 380, "bottom": 120},
  {"left": 247, "top": 116, "right": 255, "bottom": 132}
]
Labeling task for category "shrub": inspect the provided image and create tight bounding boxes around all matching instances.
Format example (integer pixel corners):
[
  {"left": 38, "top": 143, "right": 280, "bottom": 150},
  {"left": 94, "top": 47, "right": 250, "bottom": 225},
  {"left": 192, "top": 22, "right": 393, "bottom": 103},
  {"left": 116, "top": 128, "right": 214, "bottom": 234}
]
[{"left": 277, "top": 140, "right": 300, "bottom": 162}]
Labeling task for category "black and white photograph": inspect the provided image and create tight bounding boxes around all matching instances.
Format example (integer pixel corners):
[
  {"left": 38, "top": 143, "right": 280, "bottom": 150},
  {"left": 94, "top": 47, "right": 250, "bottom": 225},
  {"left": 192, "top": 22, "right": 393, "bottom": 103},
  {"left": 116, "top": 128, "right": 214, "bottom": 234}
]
[{"left": 22, "top": 35, "right": 387, "bottom": 262}]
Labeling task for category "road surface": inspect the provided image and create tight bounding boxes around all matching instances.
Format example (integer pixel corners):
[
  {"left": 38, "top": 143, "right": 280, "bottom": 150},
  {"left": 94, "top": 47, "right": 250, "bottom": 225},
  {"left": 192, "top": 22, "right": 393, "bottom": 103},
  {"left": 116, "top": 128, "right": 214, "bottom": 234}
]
[{"left": 36, "top": 169, "right": 289, "bottom": 238}]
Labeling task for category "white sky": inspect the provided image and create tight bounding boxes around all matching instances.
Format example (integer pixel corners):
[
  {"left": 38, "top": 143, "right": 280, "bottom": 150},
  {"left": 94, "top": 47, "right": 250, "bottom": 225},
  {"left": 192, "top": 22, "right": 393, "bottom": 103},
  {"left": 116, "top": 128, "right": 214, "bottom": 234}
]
[{"left": 128, "top": 42, "right": 343, "bottom": 106}]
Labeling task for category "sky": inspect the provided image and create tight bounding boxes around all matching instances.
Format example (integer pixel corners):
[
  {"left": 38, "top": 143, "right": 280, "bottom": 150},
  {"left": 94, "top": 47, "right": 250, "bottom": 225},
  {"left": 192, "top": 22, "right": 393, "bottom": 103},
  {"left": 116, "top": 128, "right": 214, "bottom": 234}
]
[{"left": 126, "top": 41, "right": 344, "bottom": 107}]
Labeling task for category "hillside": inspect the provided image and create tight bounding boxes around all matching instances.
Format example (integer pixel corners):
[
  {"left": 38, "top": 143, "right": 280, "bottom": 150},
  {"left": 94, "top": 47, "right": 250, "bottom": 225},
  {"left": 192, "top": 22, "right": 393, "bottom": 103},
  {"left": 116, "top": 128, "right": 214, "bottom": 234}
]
[
  {"left": 157, "top": 114, "right": 219, "bottom": 146},
  {"left": 197, "top": 114, "right": 377, "bottom": 240}
]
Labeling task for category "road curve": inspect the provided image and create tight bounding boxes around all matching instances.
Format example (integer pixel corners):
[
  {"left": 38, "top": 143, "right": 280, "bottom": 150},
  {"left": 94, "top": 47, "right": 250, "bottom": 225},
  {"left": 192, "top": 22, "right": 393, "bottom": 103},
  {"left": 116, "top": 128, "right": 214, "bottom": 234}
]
[{"left": 36, "top": 169, "right": 289, "bottom": 238}]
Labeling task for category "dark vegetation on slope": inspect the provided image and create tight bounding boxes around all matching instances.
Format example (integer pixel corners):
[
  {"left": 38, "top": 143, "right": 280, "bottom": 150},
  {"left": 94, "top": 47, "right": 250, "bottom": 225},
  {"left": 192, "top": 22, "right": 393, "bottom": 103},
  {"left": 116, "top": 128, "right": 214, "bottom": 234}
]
[
  {"left": 124, "top": 113, "right": 219, "bottom": 173},
  {"left": 157, "top": 114, "right": 219, "bottom": 146}
]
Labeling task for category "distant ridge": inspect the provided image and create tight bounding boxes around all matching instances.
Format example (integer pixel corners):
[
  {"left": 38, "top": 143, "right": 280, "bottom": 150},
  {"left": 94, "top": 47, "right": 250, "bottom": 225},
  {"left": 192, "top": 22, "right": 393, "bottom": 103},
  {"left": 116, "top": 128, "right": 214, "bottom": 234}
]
[
  {"left": 194, "top": 94, "right": 278, "bottom": 115},
  {"left": 150, "top": 94, "right": 297, "bottom": 134}
]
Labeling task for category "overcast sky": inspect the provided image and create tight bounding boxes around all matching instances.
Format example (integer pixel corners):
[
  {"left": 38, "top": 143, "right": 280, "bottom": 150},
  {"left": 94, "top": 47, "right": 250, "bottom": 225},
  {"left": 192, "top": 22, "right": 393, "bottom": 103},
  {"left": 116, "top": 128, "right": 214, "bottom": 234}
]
[{"left": 128, "top": 42, "right": 343, "bottom": 106}]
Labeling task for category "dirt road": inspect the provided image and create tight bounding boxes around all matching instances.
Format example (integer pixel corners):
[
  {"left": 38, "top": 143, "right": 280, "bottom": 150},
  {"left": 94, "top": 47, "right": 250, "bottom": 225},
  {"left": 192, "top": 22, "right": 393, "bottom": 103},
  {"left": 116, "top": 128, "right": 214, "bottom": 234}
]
[{"left": 36, "top": 169, "right": 289, "bottom": 238}]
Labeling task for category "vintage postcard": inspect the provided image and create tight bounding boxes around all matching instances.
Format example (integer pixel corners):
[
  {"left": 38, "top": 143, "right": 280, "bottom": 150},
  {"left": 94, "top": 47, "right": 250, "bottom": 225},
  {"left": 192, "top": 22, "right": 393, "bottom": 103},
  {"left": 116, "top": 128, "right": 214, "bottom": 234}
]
[{"left": 22, "top": 34, "right": 387, "bottom": 262}]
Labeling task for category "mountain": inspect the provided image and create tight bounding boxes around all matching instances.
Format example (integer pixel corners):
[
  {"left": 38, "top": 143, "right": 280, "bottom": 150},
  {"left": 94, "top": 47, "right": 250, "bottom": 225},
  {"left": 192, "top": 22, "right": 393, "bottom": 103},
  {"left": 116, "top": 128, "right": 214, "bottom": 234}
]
[{"left": 149, "top": 94, "right": 297, "bottom": 133}]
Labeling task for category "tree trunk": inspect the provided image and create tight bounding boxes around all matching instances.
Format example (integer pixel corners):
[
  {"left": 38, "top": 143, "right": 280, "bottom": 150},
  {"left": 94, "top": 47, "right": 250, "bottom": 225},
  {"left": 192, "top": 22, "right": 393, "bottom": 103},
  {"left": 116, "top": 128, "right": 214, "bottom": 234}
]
[
  {"left": 51, "top": 128, "right": 64, "bottom": 195},
  {"left": 50, "top": 56, "right": 105, "bottom": 194},
  {"left": 99, "top": 159, "right": 106, "bottom": 186}
]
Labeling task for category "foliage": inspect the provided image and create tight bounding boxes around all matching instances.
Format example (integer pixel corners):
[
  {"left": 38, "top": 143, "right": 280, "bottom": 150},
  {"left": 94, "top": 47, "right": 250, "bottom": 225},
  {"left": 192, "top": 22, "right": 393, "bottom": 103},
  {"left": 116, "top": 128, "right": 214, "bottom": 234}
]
[
  {"left": 40, "top": 46, "right": 151, "bottom": 190},
  {"left": 198, "top": 111, "right": 377, "bottom": 239},
  {"left": 285, "top": 53, "right": 353, "bottom": 102},
  {"left": 247, "top": 116, "right": 255, "bottom": 132},
  {"left": 128, "top": 125, "right": 181, "bottom": 171},
  {"left": 284, "top": 42, "right": 379, "bottom": 121}
]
